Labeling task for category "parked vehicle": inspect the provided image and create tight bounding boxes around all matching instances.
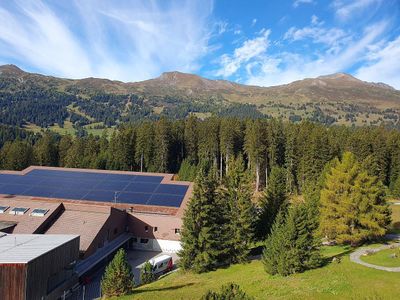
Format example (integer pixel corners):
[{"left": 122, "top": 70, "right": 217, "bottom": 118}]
[{"left": 149, "top": 255, "right": 173, "bottom": 274}]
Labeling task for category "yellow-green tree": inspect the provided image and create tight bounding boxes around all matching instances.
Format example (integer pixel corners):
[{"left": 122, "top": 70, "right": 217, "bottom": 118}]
[{"left": 319, "top": 152, "right": 391, "bottom": 245}]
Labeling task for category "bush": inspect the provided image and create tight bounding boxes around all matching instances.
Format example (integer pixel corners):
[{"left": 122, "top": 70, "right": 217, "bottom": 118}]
[
  {"left": 201, "top": 283, "right": 253, "bottom": 300},
  {"left": 140, "top": 261, "right": 157, "bottom": 284}
]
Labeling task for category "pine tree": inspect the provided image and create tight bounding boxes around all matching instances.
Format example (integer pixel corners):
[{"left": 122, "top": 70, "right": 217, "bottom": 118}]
[
  {"left": 140, "top": 261, "right": 156, "bottom": 285},
  {"left": 244, "top": 119, "right": 266, "bottom": 192},
  {"left": 262, "top": 203, "right": 322, "bottom": 276},
  {"left": 101, "top": 248, "right": 135, "bottom": 297},
  {"left": 221, "top": 156, "right": 255, "bottom": 264},
  {"left": 184, "top": 115, "right": 199, "bottom": 165},
  {"left": 319, "top": 152, "right": 391, "bottom": 246},
  {"left": 33, "top": 133, "right": 58, "bottom": 166},
  {"left": 257, "top": 166, "right": 287, "bottom": 240},
  {"left": 135, "top": 122, "right": 155, "bottom": 172},
  {"left": 179, "top": 169, "right": 225, "bottom": 273},
  {"left": 154, "top": 118, "right": 171, "bottom": 173}
]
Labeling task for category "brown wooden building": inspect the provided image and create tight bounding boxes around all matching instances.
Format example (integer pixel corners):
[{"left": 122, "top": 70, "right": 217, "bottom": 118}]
[{"left": 0, "top": 233, "right": 79, "bottom": 300}]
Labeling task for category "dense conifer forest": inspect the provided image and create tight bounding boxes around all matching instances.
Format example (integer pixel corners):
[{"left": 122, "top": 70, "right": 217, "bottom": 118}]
[{"left": 1, "top": 116, "right": 399, "bottom": 197}]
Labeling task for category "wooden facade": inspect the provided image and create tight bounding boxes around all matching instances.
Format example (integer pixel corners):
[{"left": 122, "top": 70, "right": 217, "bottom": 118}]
[{"left": 0, "top": 236, "right": 79, "bottom": 300}]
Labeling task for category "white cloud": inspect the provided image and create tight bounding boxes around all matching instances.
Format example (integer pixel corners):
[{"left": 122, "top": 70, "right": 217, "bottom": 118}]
[
  {"left": 293, "top": 0, "right": 315, "bottom": 8},
  {"left": 0, "top": 0, "right": 214, "bottom": 81},
  {"left": 251, "top": 18, "right": 257, "bottom": 26},
  {"left": 215, "top": 29, "right": 271, "bottom": 77},
  {"left": 333, "top": 0, "right": 382, "bottom": 20},
  {"left": 244, "top": 21, "right": 389, "bottom": 86},
  {"left": 284, "top": 16, "right": 349, "bottom": 50},
  {"left": 355, "top": 36, "right": 400, "bottom": 89}
]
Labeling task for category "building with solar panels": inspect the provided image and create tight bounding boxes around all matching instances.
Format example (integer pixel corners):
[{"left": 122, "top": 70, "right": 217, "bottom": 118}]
[{"left": 0, "top": 166, "right": 193, "bottom": 258}]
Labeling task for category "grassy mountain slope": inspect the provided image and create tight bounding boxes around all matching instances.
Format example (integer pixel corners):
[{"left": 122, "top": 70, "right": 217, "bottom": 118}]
[{"left": 1, "top": 64, "right": 399, "bottom": 130}]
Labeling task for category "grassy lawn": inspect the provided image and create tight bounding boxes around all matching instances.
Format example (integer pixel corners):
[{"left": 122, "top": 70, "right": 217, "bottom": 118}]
[
  {"left": 117, "top": 245, "right": 399, "bottom": 300},
  {"left": 361, "top": 247, "right": 400, "bottom": 267}
]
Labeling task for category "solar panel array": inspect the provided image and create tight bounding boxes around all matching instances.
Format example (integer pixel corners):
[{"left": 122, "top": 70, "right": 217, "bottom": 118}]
[{"left": 0, "top": 169, "right": 189, "bottom": 207}]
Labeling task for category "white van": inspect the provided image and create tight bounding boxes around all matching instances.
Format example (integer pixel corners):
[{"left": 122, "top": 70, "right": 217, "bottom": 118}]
[{"left": 149, "top": 255, "right": 173, "bottom": 274}]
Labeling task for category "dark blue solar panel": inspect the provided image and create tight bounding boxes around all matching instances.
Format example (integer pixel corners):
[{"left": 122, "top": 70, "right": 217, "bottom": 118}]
[
  {"left": 75, "top": 180, "right": 99, "bottom": 190},
  {"left": 82, "top": 190, "right": 116, "bottom": 202},
  {"left": 12, "top": 176, "right": 45, "bottom": 185},
  {"left": 147, "top": 194, "right": 184, "bottom": 207},
  {"left": 95, "top": 180, "right": 130, "bottom": 191},
  {"left": 0, "top": 169, "right": 189, "bottom": 206},
  {"left": 106, "top": 174, "right": 137, "bottom": 181},
  {"left": 0, "top": 174, "right": 24, "bottom": 184},
  {"left": 52, "top": 189, "right": 90, "bottom": 200},
  {"left": 0, "top": 184, "right": 31, "bottom": 195},
  {"left": 20, "top": 186, "right": 59, "bottom": 197},
  {"left": 155, "top": 184, "right": 188, "bottom": 195},
  {"left": 134, "top": 175, "right": 163, "bottom": 183},
  {"left": 117, "top": 192, "right": 152, "bottom": 204},
  {"left": 124, "top": 182, "right": 159, "bottom": 193}
]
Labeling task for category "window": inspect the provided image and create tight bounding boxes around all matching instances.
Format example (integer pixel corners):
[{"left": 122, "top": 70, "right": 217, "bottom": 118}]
[
  {"left": 175, "top": 228, "right": 181, "bottom": 235},
  {"left": 132, "top": 237, "right": 138, "bottom": 243},
  {"left": 31, "top": 208, "right": 48, "bottom": 217},
  {"left": 145, "top": 225, "right": 149, "bottom": 232},
  {"left": 9, "top": 207, "right": 28, "bottom": 215},
  {"left": 0, "top": 206, "right": 9, "bottom": 213},
  {"left": 154, "top": 227, "right": 158, "bottom": 232},
  {"left": 140, "top": 238, "right": 149, "bottom": 244}
]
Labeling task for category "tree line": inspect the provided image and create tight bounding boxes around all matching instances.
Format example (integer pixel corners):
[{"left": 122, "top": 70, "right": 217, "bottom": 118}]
[{"left": 1, "top": 116, "right": 400, "bottom": 197}]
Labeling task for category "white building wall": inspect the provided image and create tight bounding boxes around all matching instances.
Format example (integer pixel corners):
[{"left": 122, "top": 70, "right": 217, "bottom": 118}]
[{"left": 131, "top": 237, "right": 182, "bottom": 253}]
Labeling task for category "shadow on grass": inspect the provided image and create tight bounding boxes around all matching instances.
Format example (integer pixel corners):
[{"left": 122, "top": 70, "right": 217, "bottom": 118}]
[
  {"left": 321, "top": 246, "right": 355, "bottom": 267},
  {"left": 133, "top": 282, "right": 195, "bottom": 294}
]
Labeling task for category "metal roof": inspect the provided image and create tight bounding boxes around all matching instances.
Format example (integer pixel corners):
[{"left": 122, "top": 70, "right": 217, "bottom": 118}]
[{"left": 0, "top": 233, "right": 79, "bottom": 263}]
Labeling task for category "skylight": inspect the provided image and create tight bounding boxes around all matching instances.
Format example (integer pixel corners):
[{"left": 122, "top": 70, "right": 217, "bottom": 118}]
[
  {"left": 30, "top": 208, "right": 48, "bottom": 217},
  {"left": 0, "top": 206, "right": 9, "bottom": 213},
  {"left": 9, "top": 207, "right": 28, "bottom": 215}
]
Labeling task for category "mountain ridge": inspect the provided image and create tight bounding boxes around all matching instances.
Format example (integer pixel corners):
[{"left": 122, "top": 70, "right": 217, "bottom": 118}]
[{"left": 0, "top": 64, "right": 399, "bottom": 128}]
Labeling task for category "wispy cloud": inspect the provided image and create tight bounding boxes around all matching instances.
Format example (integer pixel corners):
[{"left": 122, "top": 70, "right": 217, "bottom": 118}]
[
  {"left": 0, "top": 0, "right": 214, "bottom": 81},
  {"left": 247, "top": 21, "right": 389, "bottom": 86},
  {"left": 215, "top": 29, "right": 270, "bottom": 77},
  {"left": 293, "top": 0, "right": 315, "bottom": 8},
  {"left": 333, "top": 0, "right": 382, "bottom": 20},
  {"left": 355, "top": 36, "right": 400, "bottom": 88}
]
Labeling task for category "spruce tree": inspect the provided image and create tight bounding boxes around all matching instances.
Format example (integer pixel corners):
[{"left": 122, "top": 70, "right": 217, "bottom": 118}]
[
  {"left": 179, "top": 169, "right": 225, "bottom": 273},
  {"left": 263, "top": 203, "right": 322, "bottom": 276},
  {"left": 319, "top": 152, "right": 391, "bottom": 245},
  {"left": 101, "top": 248, "right": 135, "bottom": 297},
  {"left": 221, "top": 156, "right": 255, "bottom": 264},
  {"left": 257, "top": 166, "right": 287, "bottom": 240}
]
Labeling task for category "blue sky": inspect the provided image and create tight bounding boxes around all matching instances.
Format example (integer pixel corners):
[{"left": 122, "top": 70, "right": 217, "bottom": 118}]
[{"left": 0, "top": 0, "right": 399, "bottom": 88}]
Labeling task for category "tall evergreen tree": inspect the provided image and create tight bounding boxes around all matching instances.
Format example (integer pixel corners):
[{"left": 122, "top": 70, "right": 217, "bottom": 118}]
[
  {"left": 244, "top": 119, "right": 266, "bottom": 192},
  {"left": 179, "top": 169, "right": 225, "bottom": 273},
  {"left": 154, "top": 118, "right": 171, "bottom": 173},
  {"left": 257, "top": 166, "right": 287, "bottom": 240},
  {"left": 135, "top": 122, "right": 155, "bottom": 172},
  {"left": 263, "top": 203, "right": 321, "bottom": 276},
  {"left": 33, "top": 133, "right": 58, "bottom": 166},
  {"left": 184, "top": 115, "right": 199, "bottom": 165},
  {"left": 221, "top": 156, "right": 254, "bottom": 264},
  {"left": 319, "top": 152, "right": 391, "bottom": 245}
]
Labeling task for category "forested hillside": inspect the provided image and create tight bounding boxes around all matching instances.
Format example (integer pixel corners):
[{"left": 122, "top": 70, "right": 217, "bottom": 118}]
[
  {"left": 1, "top": 117, "right": 400, "bottom": 197},
  {"left": 1, "top": 65, "right": 399, "bottom": 131}
]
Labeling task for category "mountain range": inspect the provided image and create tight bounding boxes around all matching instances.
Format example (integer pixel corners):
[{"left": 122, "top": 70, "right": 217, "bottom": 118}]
[{"left": 0, "top": 64, "right": 399, "bottom": 130}]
